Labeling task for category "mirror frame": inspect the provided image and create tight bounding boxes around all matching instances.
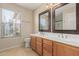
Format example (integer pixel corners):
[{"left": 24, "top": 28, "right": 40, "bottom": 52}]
[
  {"left": 52, "top": 3, "right": 79, "bottom": 34},
  {"left": 39, "top": 10, "right": 51, "bottom": 32}
]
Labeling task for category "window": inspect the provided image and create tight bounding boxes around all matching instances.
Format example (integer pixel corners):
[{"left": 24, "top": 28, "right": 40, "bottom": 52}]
[{"left": 1, "top": 9, "right": 21, "bottom": 37}]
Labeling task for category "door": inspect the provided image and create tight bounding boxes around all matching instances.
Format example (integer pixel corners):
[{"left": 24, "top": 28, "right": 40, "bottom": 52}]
[
  {"left": 30, "top": 36, "right": 36, "bottom": 51},
  {"left": 36, "top": 37, "right": 43, "bottom": 55},
  {"left": 53, "top": 42, "right": 79, "bottom": 56}
]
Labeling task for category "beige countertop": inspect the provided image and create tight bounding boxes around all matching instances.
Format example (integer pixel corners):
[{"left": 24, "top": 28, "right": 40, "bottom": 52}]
[{"left": 30, "top": 34, "right": 79, "bottom": 48}]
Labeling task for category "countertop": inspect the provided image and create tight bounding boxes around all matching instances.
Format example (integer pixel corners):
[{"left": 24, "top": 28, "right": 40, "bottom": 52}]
[{"left": 30, "top": 34, "right": 79, "bottom": 48}]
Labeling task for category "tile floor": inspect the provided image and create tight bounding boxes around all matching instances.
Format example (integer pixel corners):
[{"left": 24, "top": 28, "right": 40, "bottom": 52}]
[{"left": 0, "top": 47, "right": 38, "bottom": 56}]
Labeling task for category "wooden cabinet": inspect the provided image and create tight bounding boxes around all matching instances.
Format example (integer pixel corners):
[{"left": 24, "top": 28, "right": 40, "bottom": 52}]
[
  {"left": 30, "top": 36, "right": 36, "bottom": 51},
  {"left": 53, "top": 42, "right": 79, "bottom": 56},
  {"left": 36, "top": 37, "right": 43, "bottom": 55},
  {"left": 30, "top": 36, "right": 79, "bottom": 56},
  {"left": 43, "top": 39, "right": 53, "bottom": 56}
]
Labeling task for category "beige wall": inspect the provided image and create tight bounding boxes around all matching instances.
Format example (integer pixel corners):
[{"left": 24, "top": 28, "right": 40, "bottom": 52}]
[{"left": 0, "top": 3, "right": 33, "bottom": 50}]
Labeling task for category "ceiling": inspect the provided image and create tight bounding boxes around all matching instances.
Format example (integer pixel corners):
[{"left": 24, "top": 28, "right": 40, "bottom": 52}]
[{"left": 17, "top": 3, "right": 42, "bottom": 10}]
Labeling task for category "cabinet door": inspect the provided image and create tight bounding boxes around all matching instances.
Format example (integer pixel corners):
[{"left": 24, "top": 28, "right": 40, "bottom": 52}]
[
  {"left": 36, "top": 37, "right": 43, "bottom": 55},
  {"left": 43, "top": 39, "right": 53, "bottom": 56},
  {"left": 30, "top": 36, "right": 36, "bottom": 51},
  {"left": 53, "top": 42, "right": 79, "bottom": 56}
]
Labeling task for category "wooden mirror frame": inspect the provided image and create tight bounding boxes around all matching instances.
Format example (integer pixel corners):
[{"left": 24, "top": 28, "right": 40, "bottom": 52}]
[
  {"left": 39, "top": 10, "right": 51, "bottom": 32},
  {"left": 52, "top": 3, "right": 79, "bottom": 34}
]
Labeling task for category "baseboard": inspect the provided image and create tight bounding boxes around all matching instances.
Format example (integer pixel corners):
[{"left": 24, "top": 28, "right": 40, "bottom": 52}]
[{"left": 0, "top": 43, "right": 23, "bottom": 52}]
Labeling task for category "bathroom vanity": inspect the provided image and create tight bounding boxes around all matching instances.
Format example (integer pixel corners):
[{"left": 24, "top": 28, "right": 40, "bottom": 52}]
[
  {"left": 30, "top": 34, "right": 79, "bottom": 56},
  {"left": 31, "top": 3, "right": 79, "bottom": 56}
]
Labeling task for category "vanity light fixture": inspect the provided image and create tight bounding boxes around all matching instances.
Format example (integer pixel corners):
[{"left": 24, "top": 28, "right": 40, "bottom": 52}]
[
  {"left": 46, "top": 3, "right": 60, "bottom": 9},
  {"left": 46, "top": 3, "right": 54, "bottom": 8}
]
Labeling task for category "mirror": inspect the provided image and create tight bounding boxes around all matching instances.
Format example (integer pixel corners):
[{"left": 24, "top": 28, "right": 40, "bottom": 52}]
[
  {"left": 53, "top": 3, "right": 79, "bottom": 34},
  {"left": 55, "top": 3, "right": 76, "bottom": 30},
  {"left": 39, "top": 10, "right": 51, "bottom": 32}
]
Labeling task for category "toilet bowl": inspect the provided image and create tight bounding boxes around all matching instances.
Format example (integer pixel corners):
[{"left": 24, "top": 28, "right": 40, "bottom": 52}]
[{"left": 24, "top": 38, "right": 31, "bottom": 48}]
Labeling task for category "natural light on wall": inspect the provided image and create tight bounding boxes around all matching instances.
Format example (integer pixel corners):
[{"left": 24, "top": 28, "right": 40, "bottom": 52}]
[{"left": 1, "top": 9, "right": 21, "bottom": 38}]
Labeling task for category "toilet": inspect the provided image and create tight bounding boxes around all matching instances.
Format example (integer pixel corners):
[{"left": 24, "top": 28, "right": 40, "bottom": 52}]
[{"left": 24, "top": 38, "right": 31, "bottom": 48}]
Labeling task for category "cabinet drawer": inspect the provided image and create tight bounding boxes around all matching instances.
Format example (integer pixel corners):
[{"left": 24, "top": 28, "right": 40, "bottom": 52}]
[
  {"left": 37, "top": 37, "right": 42, "bottom": 43},
  {"left": 37, "top": 43, "right": 42, "bottom": 46},
  {"left": 37, "top": 45, "right": 42, "bottom": 50},
  {"left": 43, "top": 49, "right": 52, "bottom": 56},
  {"left": 43, "top": 43, "right": 52, "bottom": 52},
  {"left": 36, "top": 43, "right": 43, "bottom": 55},
  {"left": 37, "top": 47, "right": 42, "bottom": 55},
  {"left": 43, "top": 39, "right": 52, "bottom": 45}
]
